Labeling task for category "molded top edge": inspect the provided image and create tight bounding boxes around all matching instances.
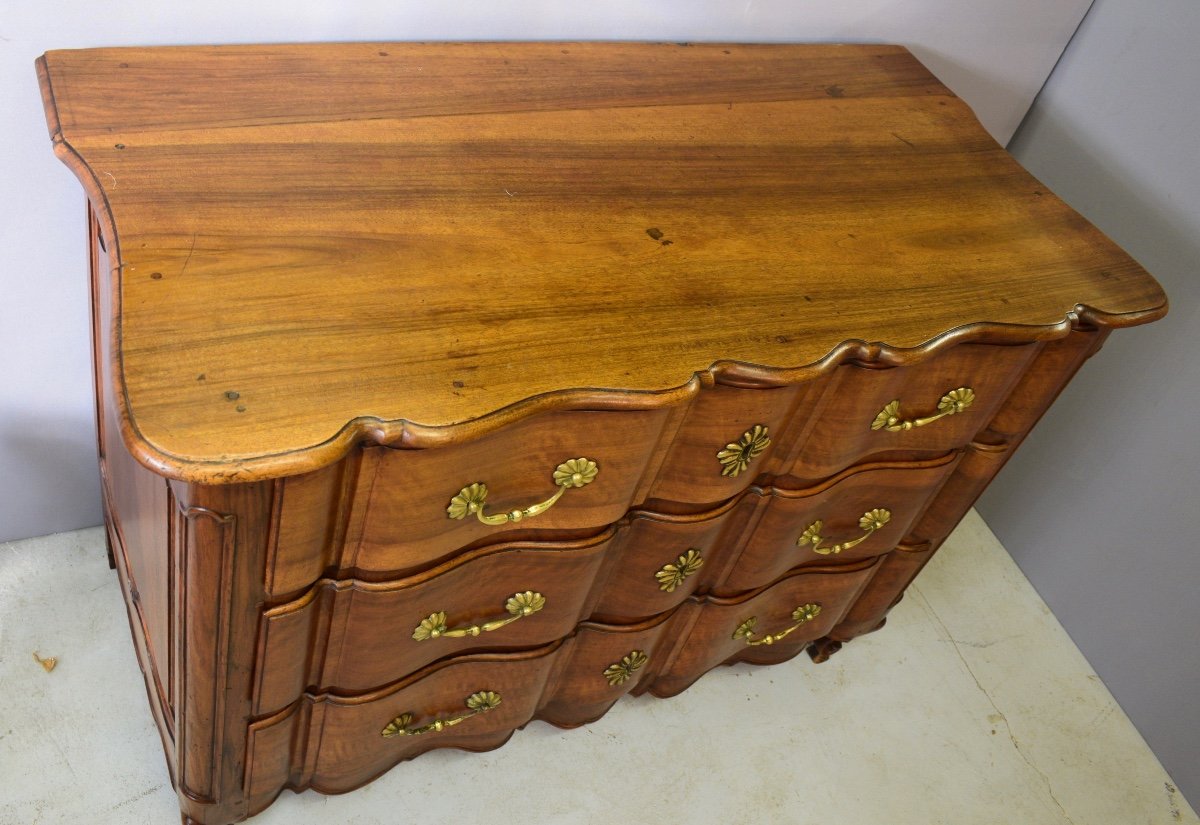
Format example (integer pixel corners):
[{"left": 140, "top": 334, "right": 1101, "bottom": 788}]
[{"left": 36, "top": 44, "right": 1167, "bottom": 483}]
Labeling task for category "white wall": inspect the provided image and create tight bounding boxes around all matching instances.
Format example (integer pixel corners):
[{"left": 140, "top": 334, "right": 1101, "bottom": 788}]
[
  {"left": 0, "top": 1, "right": 1093, "bottom": 542},
  {"left": 978, "top": 0, "right": 1200, "bottom": 800}
]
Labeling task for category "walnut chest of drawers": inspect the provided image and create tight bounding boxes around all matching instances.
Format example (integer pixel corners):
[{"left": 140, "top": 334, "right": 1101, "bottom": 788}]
[{"left": 36, "top": 42, "right": 1166, "bottom": 824}]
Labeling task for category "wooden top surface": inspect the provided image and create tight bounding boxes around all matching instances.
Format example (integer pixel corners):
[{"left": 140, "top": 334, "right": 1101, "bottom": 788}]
[{"left": 37, "top": 42, "right": 1166, "bottom": 482}]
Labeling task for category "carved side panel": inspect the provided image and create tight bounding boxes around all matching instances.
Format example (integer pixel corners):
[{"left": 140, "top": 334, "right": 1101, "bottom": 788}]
[
  {"left": 89, "top": 204, "right": 176, "bottom": 736},
  {"left": 100, "top": 414, "right": 172, "bottom": 719},
  {"left": 173, "top": 498, "right": 237, "bottom": 806},
  {"left": 171, "top": 480, "right": 274, "bottom": 825}
]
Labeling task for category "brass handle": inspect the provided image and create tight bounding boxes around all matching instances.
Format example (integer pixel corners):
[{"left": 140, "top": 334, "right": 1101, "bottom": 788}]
[
  {"left": 603, "top": 650, "right": 648, "bottom": 686},
  {"left": 381, "top": 690, "right": 501, "bottom": 738},
  {"left": 797, "top": 509, "right": 891, "bottom": 556},
  {"left": 412, "top": 591, "right": 545, "bottom": 641},
  {"left": 871, "top": 387, "right": 976, "bottom": 432},
  {"left": 447, "top": 458, "right": 599, "bottom": 525},
  {"left": 733, "top": 604, "right": 822, "bottom": 647}
]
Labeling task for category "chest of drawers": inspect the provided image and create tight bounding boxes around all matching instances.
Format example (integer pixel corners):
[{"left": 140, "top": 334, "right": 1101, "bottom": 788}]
[{"left": 36, "top": 42, "right": 1166, "bottom": 824}]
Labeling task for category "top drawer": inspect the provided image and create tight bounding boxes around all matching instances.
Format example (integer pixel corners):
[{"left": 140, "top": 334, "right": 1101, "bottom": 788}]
[
  {"left": 778, "top": 342, "right": 1039, "bottom": 483},
  {"left": 645, "top": 341, "right": 1039, "bottom": 502},
  {"left": 274, "top": 341, "right": 1038, "bottom": 584},
  {"left": 354, "top": 409, "right": 670, "bottom": 576}
]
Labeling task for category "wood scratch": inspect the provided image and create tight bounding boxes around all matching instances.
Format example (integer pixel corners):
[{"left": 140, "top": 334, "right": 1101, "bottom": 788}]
[{"left": 180, "top": 234, "right": 197, "bottom": 276}]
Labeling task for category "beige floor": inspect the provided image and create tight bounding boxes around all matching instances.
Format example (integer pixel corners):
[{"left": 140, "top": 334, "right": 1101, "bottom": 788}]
[{"left": 0, "top": 511, "right": 1193, "bottom": 824}]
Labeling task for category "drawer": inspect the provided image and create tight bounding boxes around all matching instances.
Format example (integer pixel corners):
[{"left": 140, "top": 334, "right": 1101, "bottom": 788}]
[
  {"left": 260, "top": 455, "right": 958, "bottom": 713},
  {"left": 354, "top": 408, "right": 670, "bottom": 575},
  {"left": 245, "top": 561, "right": 876, "bottom": 800},
  {"left": 275, "top": 343, "right": 1033, "bottom": 588},
  {"left": 255, "top": 532, "right": 611, "bottom": 713},
  {"left": 594, "top": 454, "right": 958, "bottom": 617},
  {"left": 259, "top": 496, "right": 756, "bottom": 711},
  {"left": 246, "top": 615, "right": 681, "bottom": 800},
  {"left": 539, "top": 612, "right": 678, "bottom": 727},
  {"left": 780, "top": 342, "right": 1038, "bottom": 483},
  {"left": 247, "top": 646, "right": 563, "bottom": 799},
  {"left": 651, "top": 556, "right": 881, "bottom": 697},
  {"left": 588, "top": 496, "right": 749, "bottom": 622},
  {"left": 714, "top": 453, "right": 960, "bottom": 594},
  {"left": 644, "top": 382, "right": 810, "bottom": 507}
]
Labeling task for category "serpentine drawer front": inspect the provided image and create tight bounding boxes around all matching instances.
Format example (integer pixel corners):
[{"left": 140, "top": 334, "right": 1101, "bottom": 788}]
[
  {"left": 254, "top": 456, "right": 954, "bottom": 713},
  {"left": 38, "top": 42, "right": 1166, "bottom": 824}
]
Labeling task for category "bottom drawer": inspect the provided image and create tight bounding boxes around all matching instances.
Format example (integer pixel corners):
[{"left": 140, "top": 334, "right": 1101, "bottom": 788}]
[
  {"left": 649, "top": 555, "right": 882, "bottom": 697},
  {"left": 245, "top": 614, "right": 676, "bottom": 804},
  {"left": 244, "top": 555, "right": 882, "bottom": 807},
  {"left": 245, "top": 646, "right": 563, "bottom": 802}
]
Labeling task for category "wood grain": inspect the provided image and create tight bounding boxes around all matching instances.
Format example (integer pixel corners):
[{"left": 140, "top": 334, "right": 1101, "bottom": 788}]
[
  {"left": 776, "top": 342, "right": 1037, "bottom": 484},
  {"left": 45, "top": 45, "right": 1168, "bottom": 825},
  {"left": 38, "top": 43, "right": 1166, "bottom": 482},
  {"left": 809, "top": 329, "right": 1109, "bottom": 658},
  {"left": 254, "top": 533, "right": 612, "bottom": 712},
  {"left": 713, "top": 455, "right": 959, "bottom": 594},
  {"left": 264, "top": 339, "right": 1062, "bottom": 587},
  {"left": 254, "top": 454, "right": 958, "bottom": 713},
  {"left": 244, "top": 562, "right": 878, "bottom": 808},
  {"left": 649, "top": 557, "right": 881, "bottom": 697},
  {"left": 353, "top": 409, "right": 667, "bottom": 574}
]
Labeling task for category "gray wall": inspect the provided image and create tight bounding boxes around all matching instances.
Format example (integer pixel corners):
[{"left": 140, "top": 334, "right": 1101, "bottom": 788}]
[
  {"left": 6, "top": 0, "right": 1191, "bottom": 801},
  {"left": 979, "top": 0, "right": 1200, "bottom": 800},
  {"left": 0, "top": 1, "right": 1092, "bottom": 542}
]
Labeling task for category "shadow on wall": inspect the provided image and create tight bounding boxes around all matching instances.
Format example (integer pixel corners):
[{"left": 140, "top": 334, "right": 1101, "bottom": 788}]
[
  {"left": 0, "top": 413, "right": 102, "bottom": 543},
  {"left": 992, "top": 103, "right": 1200, "bottom": 498},
  {"left": 980, "top": 105, "right": 1200, "bottom": 798},
  {"left": 1008, "top": 113, "right": 1200, "bottom": 320},
  {"left": 902, "top": 42, "right": 1032, "bottom": 144}
]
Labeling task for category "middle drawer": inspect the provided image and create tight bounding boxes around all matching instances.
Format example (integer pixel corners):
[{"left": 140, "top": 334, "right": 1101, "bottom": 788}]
[{"left": 254, "top": 454, "right": 958, "bottom": 713}]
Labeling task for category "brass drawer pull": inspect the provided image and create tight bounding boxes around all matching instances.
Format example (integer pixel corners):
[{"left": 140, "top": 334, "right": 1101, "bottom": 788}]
[
  {"left": 797, "top": 509, "right": 891, "bottom": 556},
  {"left": 871, "top": 387, "right": 976, "bottom": 432},
  {"left": 717, "top": 424, "right": 771, "bottom": 478},
  {"left": 447, "top": 458, "right": 599, "bottom": 525},
  {"left": 381, "top": 690, "right": 502, "bottom": 738},
  {"left": 603, "top": 650, "right": 649, "bottom": 686},
  {"left": 733, "top": 604, "right": 822, "bottom": 647},
  {"left": 655, "top": 548, "right": 704, "bottom": 593},
  {"left": 412, "top": 591, "right": 546, "bottom": 642}
]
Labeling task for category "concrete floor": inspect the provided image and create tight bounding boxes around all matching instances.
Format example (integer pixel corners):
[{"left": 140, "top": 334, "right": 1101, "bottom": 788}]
[{"left": 0, "top": 511, "right": 1194, "bottom": 824}]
